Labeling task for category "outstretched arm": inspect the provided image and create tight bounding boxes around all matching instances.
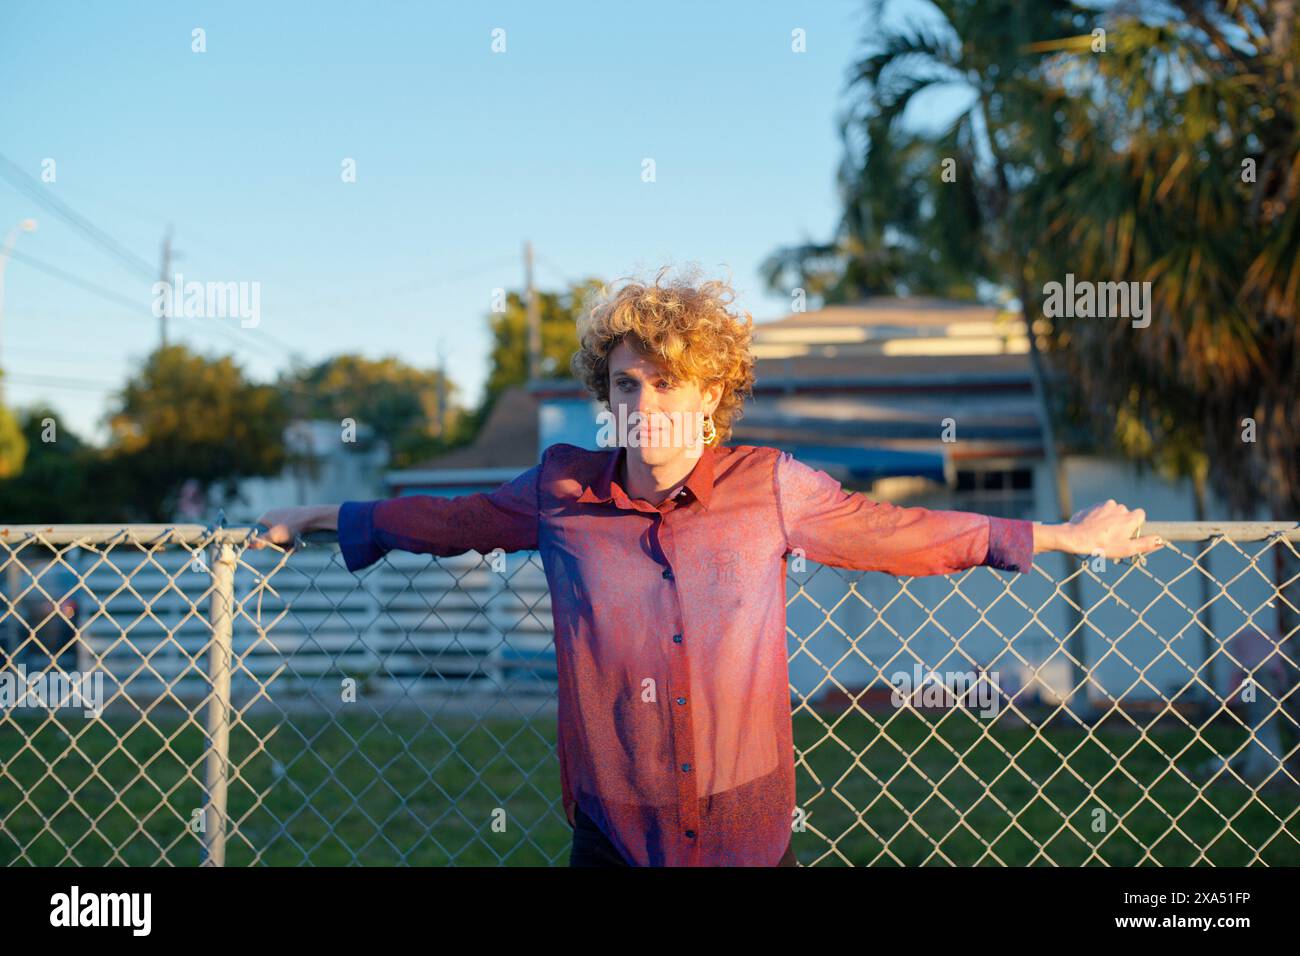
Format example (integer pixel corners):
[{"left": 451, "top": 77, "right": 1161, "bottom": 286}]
[
  {"left": 774, "top": 452, "right": 1163, "bottom": 577},
  {"left": 252, "top": 458, "right": 543, "bottom": 572}
]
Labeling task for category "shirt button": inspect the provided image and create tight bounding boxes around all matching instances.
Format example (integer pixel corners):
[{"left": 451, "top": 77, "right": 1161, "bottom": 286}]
[
  {"left": 672, "top": 634, "right": 682, "bottom": 643},
  {"left": 662, "top": 568, "right": 674, "bottom": 580},
  {"left": 681, "top": 763, "right": 691, "bottom": 772},
  {"left": 685, "top": 829, "right": 696, "bottom": 839},
  {"left": 676, "top": 696, "right": 686, "bottom": 705}
]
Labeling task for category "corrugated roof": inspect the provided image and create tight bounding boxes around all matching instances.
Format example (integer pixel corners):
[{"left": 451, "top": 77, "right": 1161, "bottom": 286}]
[
  {"left": 753, "top": 351, "right": 1031, "bottom": 384},
  {"left": 408, "top": 298, "right": 1042, "bottom": 481},
  {"left": 755, "top": 296, "right": 1016, "bottom": 329}
]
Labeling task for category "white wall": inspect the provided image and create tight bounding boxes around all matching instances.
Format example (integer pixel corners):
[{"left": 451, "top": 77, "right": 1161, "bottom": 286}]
[{"left": 197, "top": 420, "right": 390, "bottom": 524}]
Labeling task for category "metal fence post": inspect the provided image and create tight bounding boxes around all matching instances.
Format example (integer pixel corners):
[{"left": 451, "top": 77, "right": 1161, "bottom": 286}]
[
  {"left": 1063, "top": 572, "right": 1091, "bottom": 718},
  {"left": 200, "top": 539, "right": 236, "bottom": 866},
  {"left": 3, "top": 558, "right": 18, "bottom": 663}
]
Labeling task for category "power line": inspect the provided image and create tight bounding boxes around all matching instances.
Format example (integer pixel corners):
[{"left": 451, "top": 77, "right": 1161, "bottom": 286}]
[
  {"left": 0, "top": 158, "right": 299, "bottom": 360},
  {"left": 3, "top": 372, "right": 118, "bottom": 392},
  {"left": 273, "top": 254, "right": 518, "bottom": 315},
  {"left": 6, "top": 247, "right": 144, "bottom": 312},
  {"left": 6, "top": 247, "right": 297, "bottom": 361},
  {"left": 534, "top": 253, "right": 583, "bottom": 287},
  {"left": 0, "top": 157, "right": 486, "bottom": 363},
  {"left": 0, "top": 152, "right": 156, "bottom": 281},
  {"left": 3, "top": 344, "right": 134, "bottom": 361},
  {"left": 0, "top": 157, "right": 462, "bottom": 364},
  {"left": 4, "top": 246, "right": 248, "bottom": 355},
  {"left": 232, "top": 317, "right": 299, "bottom": 357}
]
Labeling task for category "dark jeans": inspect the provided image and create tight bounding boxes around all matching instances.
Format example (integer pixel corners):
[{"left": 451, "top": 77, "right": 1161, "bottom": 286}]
[{"left": 568, "top": 802, "right": 797, "bottom": 867}]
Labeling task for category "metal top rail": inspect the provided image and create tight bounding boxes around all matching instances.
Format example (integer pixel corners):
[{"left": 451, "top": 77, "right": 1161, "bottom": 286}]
[
  {"left": 1, "top": 520, "right": 1298, "bottom": 547},
  {"left": 0, "top": 524, "right": 263, "bottom": 547}
]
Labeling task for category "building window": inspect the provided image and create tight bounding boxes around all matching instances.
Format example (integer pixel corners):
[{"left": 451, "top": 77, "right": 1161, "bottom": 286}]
[{"left": 953, "top": 467, "right": 1035, "bottom": 518}]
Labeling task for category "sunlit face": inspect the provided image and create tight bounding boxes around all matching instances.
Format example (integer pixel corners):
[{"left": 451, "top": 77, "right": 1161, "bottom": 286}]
[{"left": 608, "top": 340, "right": 720, "bottom": 466}]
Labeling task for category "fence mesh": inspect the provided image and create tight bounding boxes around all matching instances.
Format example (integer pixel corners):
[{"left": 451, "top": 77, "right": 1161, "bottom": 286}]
[{"left": 0, "top": 521, "right": 1296, "bottom": 866}]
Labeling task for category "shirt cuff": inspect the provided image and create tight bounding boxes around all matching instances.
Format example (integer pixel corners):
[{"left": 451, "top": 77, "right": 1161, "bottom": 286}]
[
  {"left": 984, "top": 516, "right": 1034, "bottom": 573},
  {"left": 337, "top": 500, "right": 384, "bottom": 572}
]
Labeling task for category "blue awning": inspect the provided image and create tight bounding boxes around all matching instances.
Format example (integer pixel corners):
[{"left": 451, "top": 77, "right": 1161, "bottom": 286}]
[{"left": 782, "top": 445, "right": 947, "bottom": 484}]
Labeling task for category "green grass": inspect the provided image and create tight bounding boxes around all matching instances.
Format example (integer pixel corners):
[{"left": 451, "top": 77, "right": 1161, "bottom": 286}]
[{"left": 2, "top": 707, "right": 1296, "bottom": 865}]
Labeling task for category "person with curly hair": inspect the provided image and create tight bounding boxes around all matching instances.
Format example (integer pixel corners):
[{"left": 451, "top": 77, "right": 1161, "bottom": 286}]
[{"left": 254, "top": 264, "right": 1163, "bottom": 867}]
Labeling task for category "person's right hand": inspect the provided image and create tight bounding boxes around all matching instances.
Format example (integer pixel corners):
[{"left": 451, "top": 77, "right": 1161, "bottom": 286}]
[{"left": 250, "top": 507, "right": 316, "bottom": 550}]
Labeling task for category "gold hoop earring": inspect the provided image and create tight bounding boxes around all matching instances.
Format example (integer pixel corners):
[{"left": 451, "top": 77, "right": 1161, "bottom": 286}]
[{"left": 701, "top": 414, "right": 717, "bottom": 445}]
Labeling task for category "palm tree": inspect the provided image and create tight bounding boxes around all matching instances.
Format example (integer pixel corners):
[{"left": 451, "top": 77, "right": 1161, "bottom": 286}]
[
  {"left": 1023, "top": 0, "right": 1299, "bottom": 708},
  {"left": 1025, "top": 0, "right": 1299, "bottom": 521},
  {"left": 766, "top": 0, "right": 1300, "bottom": 714},
  {"left": 764, "top": 0, "right": 1090, "bottom": 521},
  {"left": 762, "top": 0, "right": 1098, "bottom": 714}
]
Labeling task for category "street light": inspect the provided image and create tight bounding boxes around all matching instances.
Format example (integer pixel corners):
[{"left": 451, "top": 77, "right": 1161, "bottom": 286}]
[{"left": 0, "top": 217, "right": 39, "bottom": 405}]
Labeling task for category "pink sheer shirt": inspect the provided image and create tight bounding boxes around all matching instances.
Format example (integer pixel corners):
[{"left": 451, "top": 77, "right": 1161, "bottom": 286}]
[{"left": 338, "top": 442, "right": 1035, "bottom": 866}]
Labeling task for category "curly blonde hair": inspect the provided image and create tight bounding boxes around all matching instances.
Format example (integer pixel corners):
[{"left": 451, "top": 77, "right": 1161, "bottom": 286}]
[{"left": 570, "top": 265, "right": 756, "bottom": 444}]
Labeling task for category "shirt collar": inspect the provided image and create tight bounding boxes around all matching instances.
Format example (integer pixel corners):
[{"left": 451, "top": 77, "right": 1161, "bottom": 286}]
[{"left": 577, "top": 443, "right": 716, "bottom": 510}]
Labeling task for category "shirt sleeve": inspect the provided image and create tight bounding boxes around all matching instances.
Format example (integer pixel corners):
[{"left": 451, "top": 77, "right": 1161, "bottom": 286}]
[
  {"left": 336, "top": 459, "right": 542, "bottom": 573},
  {"left": 773, "top": 451, "right": 1034, "bottom": 576}
]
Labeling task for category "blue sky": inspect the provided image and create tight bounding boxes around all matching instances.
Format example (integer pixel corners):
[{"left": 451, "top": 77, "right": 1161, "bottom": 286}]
[{"left": 0, "top": 0, "right": 947, "bottom": 443}]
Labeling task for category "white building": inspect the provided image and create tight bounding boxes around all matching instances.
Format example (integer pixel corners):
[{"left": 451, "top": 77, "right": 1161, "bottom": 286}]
[{"left": 203, "top": 419, "right": 390, "bottom": 524}]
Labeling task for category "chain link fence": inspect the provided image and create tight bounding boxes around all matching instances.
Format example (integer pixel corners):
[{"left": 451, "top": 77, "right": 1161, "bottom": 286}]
[{"left": 0, "top": 521, "right": 1296, "bottom": 866}]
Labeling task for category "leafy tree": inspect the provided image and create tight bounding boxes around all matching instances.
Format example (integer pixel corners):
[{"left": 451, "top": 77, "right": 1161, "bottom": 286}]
[
  {"left": 765, "top": 0, "right": 1299, "bottom": 522},
  {"left": 280, "top": 355, "right": 464, "bottom": 468},
  {"left": 472, "top": 278, "right": 595, "bottom": 435},
  {"left": 1025, "top": 0, "right": 1300, "bottom": 521},
  {"left": 0, "top": 387, "right": 28, "bottom": 480},
  {"left": 106, "top": 345, "right": 290, "bottom": 521},
  {"left": 763, "top": 0, "right": 1300, "bottom": 700},
  {"left": 0, "top": 406, "right": 89, "bottom": 521},
  {"left": 763, "top": 0, "right": 1089, "bottom": 520}
]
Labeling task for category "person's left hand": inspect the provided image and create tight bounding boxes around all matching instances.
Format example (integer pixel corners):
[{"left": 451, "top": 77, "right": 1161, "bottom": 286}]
[{"left": 1062, "top": 499, "right": 1164, "bottom": 558}]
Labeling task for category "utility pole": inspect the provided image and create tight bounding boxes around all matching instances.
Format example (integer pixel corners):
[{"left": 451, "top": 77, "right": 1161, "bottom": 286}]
[
  {"left": 435, "top": 336, "right": 448, "bottom": 439},
  {"left": 159, "top": 225, "right": 173, "bottom": 349},
  {"left": 524, "top": 240, "right": 540, "bottom": 382}
]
